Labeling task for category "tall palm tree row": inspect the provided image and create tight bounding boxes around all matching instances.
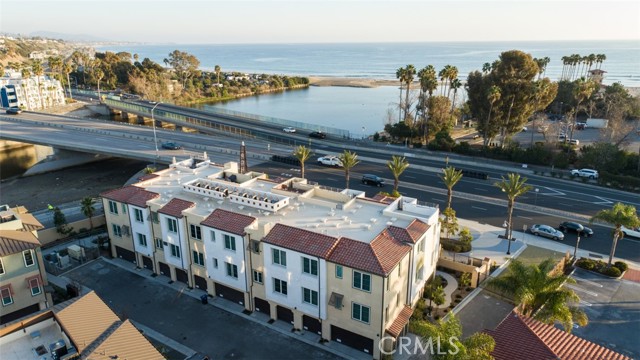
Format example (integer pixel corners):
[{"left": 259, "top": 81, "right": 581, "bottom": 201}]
[
  {"left": 338, "top": 150, "right": 360, "bottom": 189},
  {"left": 292, "top": 145, "right": 311, "bottom": 179},
  {"left": 402, "top": 64, "right": 416, "bottom": 123},
  {"left": 386, "top": 155, "right": 410, "bottom": 195},
  {"left": 488, "top": 259, "right": 588, "bottom": 332},
  {"left": 62, "top": 62, "right": 74, "bottom": 99},
  {"left": 494, "top": 173, "right": 532, "bottom": 254},
  {"left": 31, "top": 59, "right": 45, "bottom": 109},
  {"left": 395, "top": 67, "right": 407, "bottom": 122},
  {"left": 591, "top": 203, "right": 640, "bottom": 266}
]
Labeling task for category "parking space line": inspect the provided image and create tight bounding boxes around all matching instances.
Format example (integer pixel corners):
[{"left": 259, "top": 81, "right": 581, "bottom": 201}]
[
  {"left": 565, "top": 284, "right": 599, "bottom": 297},
  {"left": 573, "top": 276, "right": 603, "bottom": 288},
  {"left": 579, "top": 300, "right": 593, "bottom": 307}
]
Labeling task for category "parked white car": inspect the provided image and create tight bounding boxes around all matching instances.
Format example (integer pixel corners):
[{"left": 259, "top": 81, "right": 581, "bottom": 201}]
[
  {"left": 570, "top": 168, "right": 599, "bottom": 179},
  {"left": 317, "top": 155, "right": 343, "bottom": 167},
  {"left": 621, "top": 226, "right": 640, "bottom": 239}
]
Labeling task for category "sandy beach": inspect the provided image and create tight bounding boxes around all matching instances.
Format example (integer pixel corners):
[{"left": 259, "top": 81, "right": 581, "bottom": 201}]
[{"left": 309, "top": 76, "right": 400, "bottom": 88}]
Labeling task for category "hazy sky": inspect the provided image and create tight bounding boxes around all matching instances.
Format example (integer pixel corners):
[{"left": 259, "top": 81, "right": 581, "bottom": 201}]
[{"left": 2, "top": 0, "right": 639, "bottom": 43}]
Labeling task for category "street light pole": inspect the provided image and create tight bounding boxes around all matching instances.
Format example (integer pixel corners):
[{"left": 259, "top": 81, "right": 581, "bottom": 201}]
[
  {"left": 573, "top": 230, "right": 582, "bottom": 260},
  {"left": 151, "top": 102, "right": 161, "bottom": 160},
  {"left": 535, "top": 188, "right": 539, "bottom": 205}
]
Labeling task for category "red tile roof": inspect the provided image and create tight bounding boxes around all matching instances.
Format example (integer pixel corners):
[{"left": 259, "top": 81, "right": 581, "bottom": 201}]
[
  {"left": 388, "top": 219, "right": 430, "bottom": 244},
  {"left": 201, "top": 208, "right": 256, "bottom": 236},
  {"left": 328, "top": 230, "right": 411, "bottom": 276},
  {"left": 101, "top": 186, "right": 159, "bottom": 208},
  {"left": 262, "top": 223, "right": 339, "bottom": 259},
  {"left": 486, "top": 311, "right": 631, "bottom": 360},
  {"left": 386, "top": 306, "right": 414, "bottom": 338},
  {"left": 370, "top": 194, "right": 396, "bottom": 204},
  {"left": 158, "top": 198, "right": 195, "bottom": 218},
  {"left": 137, "top": 173, "right": 159, "bottom": 182},
  {"left": 0, "top": 230, "right": 41, "bottom": 256}
]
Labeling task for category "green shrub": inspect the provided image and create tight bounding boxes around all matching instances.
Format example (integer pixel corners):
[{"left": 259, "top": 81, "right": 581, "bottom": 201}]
[
  {"left": 440, "top": 238, "right": 472, "bottom": 253},
  {"left": 576, "top": 258, "right": 596, "bottom": 270},
  {"left": 614, "top": 261, "right": 628, "bottom": 272},
  {"left": 601, "top": 266, "right": 621, "bottom": 277}
]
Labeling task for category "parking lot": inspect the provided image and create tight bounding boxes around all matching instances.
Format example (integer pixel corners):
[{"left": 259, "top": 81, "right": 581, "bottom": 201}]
[
  {"left": 567, "top": 268, "right": 640, "bottom": 359},
  {"left": 63, "top": 259, "right": 343, "bottom": 360}
]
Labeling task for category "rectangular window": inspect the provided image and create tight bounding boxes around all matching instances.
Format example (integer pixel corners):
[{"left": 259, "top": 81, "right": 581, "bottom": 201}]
[
  {"left": 121, "top": 203, "right": 127, "bottom": 214},
  {"left": 251, "top": 240, "right": 260, "bottom": 254},
  {"left": 112, "top": 224, "right": 122, "bottom": 237},
  {"left": 0, "top": 259, "right": 4, "bottom": 275},
  {"left": 167, "top": 218, "right": 178, "bottom": 233},
  {"left": 134, "top": 208, "right": 144, "bottom": 223},
  {"left": 252, "top": 270, "right": 263, "bottom": 284},
  {"left": 396, "top": 293, "right": 401, "bottom": 307},
  {"left": 211, "top": 231, "right": 216, "bottom": 242},
  {"left": 170, "top": 244, "right": 181, "bottom": 258},
  {"left": 108, "top": 200, "right": 118, "bottom": 215},
  {"left": 273, "top": 278, "right": 288, "bottom": 295},
  {"left": 302, "top": 287, "right": 318, "bottom": 306},
  {"left": 335, "top": 265, "right": 343, "bottom": 279},
  {"left": 213, "top": 258, "right": 218, "bottom": 268},
  {"left": 23, "top": 250, "right": 35, "bottom": 267},
  {"left": 272, "top": 249, "right": 286, "bottom": 267},
  {"left": 302, "top": 257, "right": 318, "bottom": 276},
  {"left": 353, "top": 271, "right": 371, "bottom": 292},
  {"left": 29, "top": 278, "right": 41, "bottom": 296},
  {"left": 190, "top": 224, "right": 202, "bottom": 240},
  {"left": 225, "top": 262, "right": 238, "bottom": 279},
  {"left": 224, "top": 235, "right": 236, "bottom": 251},
  {"left": 151, "top": 211, "right": 159, "bottom": 223},
  {"left": 137, "top": 233, "right": 147, "bottom": 247},
  {"left": 0, "top": 286, "right": 13, "bottom": 306},
  {"left": 193, "top": 251, "right": 205, "bottom": 266},
  {"left": 352, "top": 303, "right": 370, "bottom": 323},
  {"left": 155, "top": 238, "right": 163, "bottom": 250}
]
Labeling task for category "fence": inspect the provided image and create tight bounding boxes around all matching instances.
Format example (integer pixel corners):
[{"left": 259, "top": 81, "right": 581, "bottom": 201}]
[{"left": 43, "top": 244, "right": 101, "bottom": 276}]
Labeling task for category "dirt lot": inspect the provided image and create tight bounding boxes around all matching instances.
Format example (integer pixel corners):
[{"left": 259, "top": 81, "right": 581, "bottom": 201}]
[{"left": 0, "top": 158, "right": 151, "bottom": 211}]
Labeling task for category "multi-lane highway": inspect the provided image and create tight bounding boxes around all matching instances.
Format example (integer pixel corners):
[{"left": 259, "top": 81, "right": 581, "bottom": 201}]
[{"left": 2, "top": 111, "right": 638, "bottom": 262}]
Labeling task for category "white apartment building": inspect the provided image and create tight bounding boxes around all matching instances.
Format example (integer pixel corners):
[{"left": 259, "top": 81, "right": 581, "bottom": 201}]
[
  {"left": 0, "top": 70, "right": 65, "bottom": 110},
  {"left": 101, "top": 157, "right": 441, "bottom": 358}
]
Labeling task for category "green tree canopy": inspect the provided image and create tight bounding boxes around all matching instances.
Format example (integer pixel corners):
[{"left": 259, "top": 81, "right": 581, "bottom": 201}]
[{"left": 163, "top": 50, "right": 201, "bottom": 91}]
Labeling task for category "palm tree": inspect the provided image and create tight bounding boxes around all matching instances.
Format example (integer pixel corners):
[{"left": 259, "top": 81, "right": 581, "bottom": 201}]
[
  {"left": 484, "top": 85, "right": 501, "bottom": 147},
  {"left": 338, "top": 150, "right": 360, "bottom": 189},
  {"left": 292, "top": 145, "right": 312, "bottom": 179},
  {"left": 80, "top": 197, "right": 96, "bottom": 231},
  {"left": 215, "top": 65, "right": 221, "bottom": 84},
  {"left": 446, "top": 66, "right": 459, "bottom": 99},
  {"left": 489, "top": 259, "right": 588, "bottom": 332},
  {"left": 395, "top": 67, "right": 406, "bottom": 122},
  {"left": 482, "top": 62, "right": 492, "bottom": 74},
  {"left": 403, "top": 64, "right": 416, "bottom": 121},
  {"left": 62, "top": 62, "right": 74, "bottom": 100},
  {"left": 596, "top": 53, "right": 606, "bottom": 69},
  {"left": 450, "top": 78, "right": 462, "bottom": 114},
  {"left": 31, "top": 60, "right": 45, "bottom": 109},
  {"left": 386, "top": 155, "right": 409, "bottom": 194},
  {"left": 440, "top": 166, "right": 463, "bottom": 210},
  {"left": 494, "top": 173, "right": 532, "bottom": 254},
  {"left": 94, "top": 67, "right": 104, "bottom": 100},
  {"left": 20, "top": 67, "right": 32, "bottom": 110},
  {"left": 417, "top": 65, "right": 438, "bottom": 143},
  {"left": 411, "top": 315, "right": 495, "bottom": 360},
  {"left": 591, "top": 203, "right": 640, "bottom": 266}
]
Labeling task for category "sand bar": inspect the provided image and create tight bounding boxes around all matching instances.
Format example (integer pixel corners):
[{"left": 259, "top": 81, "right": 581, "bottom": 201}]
[{"left": 309, "top": 76, "right": 401, "bottom": 88}]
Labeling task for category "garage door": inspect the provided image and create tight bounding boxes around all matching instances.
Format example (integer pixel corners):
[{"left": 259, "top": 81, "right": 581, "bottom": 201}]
[
  {"left": 115, "top": 246, "right": 135, "bottom": 262},
  {"left": 254, "top": 297, "right": 270, "bottom": 316},
  {"left": 303, "top": 315, "right": 322, "bottom": 335},
  {"left": 215, "top": 282, "right": 244, "bottom": 305},
  {"left": 175, "top": 268, "right": 189, "bottom": 284},
  {"left": 142, "top": 256, "right": 153, "bottom": 270},
  {"left": 194, "top": 275, "right": 208, "bottom": 291},
  {"left": 158, "top": 262, "right": 171, "bottom": 277},
  {"left": 276, "top": 305, "right": 294, "bottom": 324},
  {"left": 331, "top": 325, "right": 374, "bottom": 354}
]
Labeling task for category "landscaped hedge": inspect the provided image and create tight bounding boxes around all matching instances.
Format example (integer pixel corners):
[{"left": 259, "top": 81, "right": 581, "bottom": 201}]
[
  {"left": 598, "top": 172, "right": 640, "bottom": 192},
  {"left": 575, "top": 258, "right": 628, "bottom": 277},
  {"left": 441, "top": 238, "right": 472, "bottom": 253}
]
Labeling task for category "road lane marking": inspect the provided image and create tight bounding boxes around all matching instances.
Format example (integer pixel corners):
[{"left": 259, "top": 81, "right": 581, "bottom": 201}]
[
  {"left": 579, "top": 300, "right": 593, "bottom": 307},
  {"left": 593, "top": 196, "right": 614, "bottom": 205},
  {"left": 405, "top": 175, "right": 417, "bottom": 179},
  {"left": 517, "top": 216, "right": 533, "bottom": 220},
  {"left": 472, "top": 206, "right": 487, "bottom": 211},
  {"left": 559, "top": 203, "right": 573, "bottom": 207},
  {"left": 473, "top": 188, "right": 488, "bottom": 192},
  {"left": 431, "top": 198, "right": 444, "bottom": 202}
]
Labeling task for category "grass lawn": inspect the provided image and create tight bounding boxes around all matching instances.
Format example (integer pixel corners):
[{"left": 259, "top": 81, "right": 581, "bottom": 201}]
[{"left": 515, "top": 245, "right": 567, "bottom": 266}]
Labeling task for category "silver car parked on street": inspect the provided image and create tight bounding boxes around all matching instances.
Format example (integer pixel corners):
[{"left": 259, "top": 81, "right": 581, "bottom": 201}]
[{"left": 530, "top": 224, "right": 565, "bottom": 241}]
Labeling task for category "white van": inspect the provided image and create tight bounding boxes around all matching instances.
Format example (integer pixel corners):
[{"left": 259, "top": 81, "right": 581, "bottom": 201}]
[{"left": 569, "top": 139, "right": 580, "bottom": 146}]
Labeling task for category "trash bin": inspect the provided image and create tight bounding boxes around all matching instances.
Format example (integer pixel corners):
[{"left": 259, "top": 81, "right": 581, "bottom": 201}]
[{"left": 200, "top": 294, "right": 208, "bottom": 305}]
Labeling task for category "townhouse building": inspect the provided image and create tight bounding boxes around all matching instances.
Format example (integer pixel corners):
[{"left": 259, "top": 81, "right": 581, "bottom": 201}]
[
  {"left": 0, "top": 71, "right": 65, "bottom": 110},
  {"left": 0, "top": 205, "right": 51, "bottom": 325},
  {"left": 101, "top": 157, "right": 441, "bottom": 358}
]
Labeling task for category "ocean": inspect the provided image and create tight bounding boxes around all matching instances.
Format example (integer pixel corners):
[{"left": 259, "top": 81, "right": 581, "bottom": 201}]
[{"left": 98, "top": 41, "right": 640, "bottom": 135}]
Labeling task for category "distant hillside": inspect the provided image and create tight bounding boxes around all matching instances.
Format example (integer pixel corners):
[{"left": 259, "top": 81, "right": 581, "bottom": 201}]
[
  {"left": 29, "top": 31, "right": 109, "bottom": 42},
  {"left": 0, "top": 36, "right": 75, "bottom": 65}
]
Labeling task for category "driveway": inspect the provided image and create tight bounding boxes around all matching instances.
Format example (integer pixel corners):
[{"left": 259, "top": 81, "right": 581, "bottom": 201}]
[
  {"left": 568, "top": 268, "right": 640, "bottom": 359},
  {"left": 63, "top": 259, "right": 342, "bottom": 360}
]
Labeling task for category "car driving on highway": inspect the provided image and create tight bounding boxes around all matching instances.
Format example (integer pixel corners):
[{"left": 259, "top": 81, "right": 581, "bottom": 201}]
[
  {"left": 621, "top": 226, "right": 640, "bottom": 239},
  {"left": 283, "top": 127, "right": 296, "bottom": 133},
  {"left": 559, "top": 221, "right": 593, "bottom": 237},
  {"left": 161, "top": 141, "right": 182, "bottom": 150},
  {"left": 317, "top": 155, "right": 342, "bottom": 167},
  {"left": 5, "top": 107, "right": 22, "bottom": 114},
  {"left": 309, "top": 131, "right": 327, "bottom": 139},
  {"left": 570, "top": 168, "right": 598, "bottom": 179},
  {"left": 530, "top": 224, "right": 565, "bottom": 241}
]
